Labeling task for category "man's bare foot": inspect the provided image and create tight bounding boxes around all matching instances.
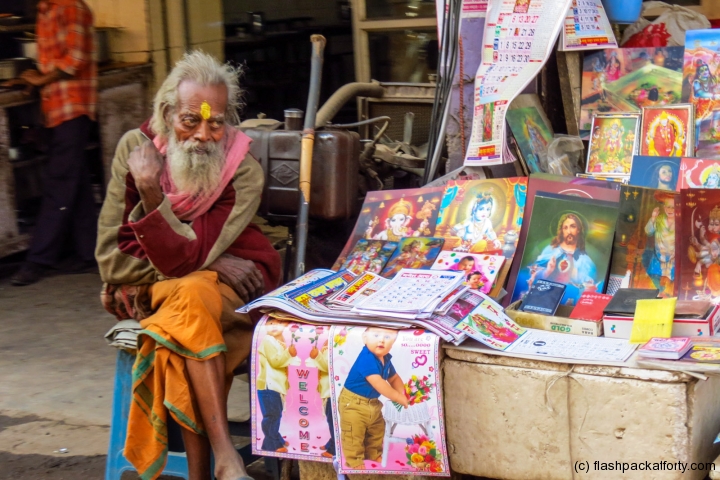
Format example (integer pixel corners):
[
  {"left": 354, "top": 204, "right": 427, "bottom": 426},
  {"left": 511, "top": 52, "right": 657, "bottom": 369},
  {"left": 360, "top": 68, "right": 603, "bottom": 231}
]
[
  {"left": 284, "top": 441, "right": 289, "bottom": 446},
  {"left": 214, "top": 452, "right": 249, "bottom": 480},
  {"left": 321, "top": 451, "right": 333, "bottom": 458},
  {"left": 319, "top": 445, "right": 326, "bottom": 451},
  {"left": 276, "top": 447, "right": 288, "bottom": 453}
]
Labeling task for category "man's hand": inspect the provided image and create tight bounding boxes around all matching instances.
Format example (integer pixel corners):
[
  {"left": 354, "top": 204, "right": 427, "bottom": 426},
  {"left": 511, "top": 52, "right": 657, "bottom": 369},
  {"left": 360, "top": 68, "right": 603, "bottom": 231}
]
[
  {"left": 128, "top": 141, "right": 164, "bottom": 187},
  {"left": 207, "top": 254, "right": 264, "bottom": 303},
  {"left": 20, "top": 69, "right": 49, "bottom": 87},
  {"left": 128, "top": 141, "right": 165, "bottom": 213},
  {"left": 1, "top": 77, "right": 34, "bottom": 95}
]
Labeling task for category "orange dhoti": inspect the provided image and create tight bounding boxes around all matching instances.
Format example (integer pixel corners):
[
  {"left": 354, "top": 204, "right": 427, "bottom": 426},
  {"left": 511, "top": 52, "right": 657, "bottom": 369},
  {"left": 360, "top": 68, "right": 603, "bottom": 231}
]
[{"left": 124, "top": 270, "right": 253, "bottom": 480}]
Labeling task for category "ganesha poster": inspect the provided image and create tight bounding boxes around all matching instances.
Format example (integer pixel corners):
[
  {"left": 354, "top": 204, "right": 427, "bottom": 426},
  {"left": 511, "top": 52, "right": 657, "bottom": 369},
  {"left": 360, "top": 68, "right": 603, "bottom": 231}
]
[
  {"left": 333, "top": 187, "right": 445, "bottom": 271},
  {"left": 435, "top": 178, "right": 527, "bottom": 259},
  {"left": 679, "top": 189, "right": 720, "bottom": 303},
  {"left": 329, "top": 326, "right": 450, "bottom": 476},
  {"left": 251, "top": 316, "right": 334, "bottom": 461},
  {"left": 607, "top": 186, "right": 678, "bottom": 297},
  {"left": 681, "top": 29, "right": 720, "bottom": 158}
]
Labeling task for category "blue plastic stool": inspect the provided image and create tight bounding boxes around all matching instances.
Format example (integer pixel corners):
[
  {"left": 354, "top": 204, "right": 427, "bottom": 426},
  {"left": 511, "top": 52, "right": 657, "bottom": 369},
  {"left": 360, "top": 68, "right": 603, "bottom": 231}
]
[{"left": 105, "top": 349, "right": 191, "bottom": 480}]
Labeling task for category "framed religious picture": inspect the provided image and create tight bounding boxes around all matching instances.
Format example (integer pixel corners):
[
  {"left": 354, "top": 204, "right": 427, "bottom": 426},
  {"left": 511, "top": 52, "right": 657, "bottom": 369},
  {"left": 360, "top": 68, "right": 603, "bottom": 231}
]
[
  {"left": 580, "top": 46, "right": 685, "bottom": 139},
  {"left": 639, "top": 104, "right": 694, "bottom": 157},
  {"left": 586, "top": 113, "right": 641, "bottom": 177}
]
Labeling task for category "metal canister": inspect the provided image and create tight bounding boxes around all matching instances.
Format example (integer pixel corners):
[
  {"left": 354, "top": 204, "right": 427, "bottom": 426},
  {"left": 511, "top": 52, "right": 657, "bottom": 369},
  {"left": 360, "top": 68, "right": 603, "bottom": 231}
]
[{"left": 284, "top": 108, "right": 304, "bottom": 131}]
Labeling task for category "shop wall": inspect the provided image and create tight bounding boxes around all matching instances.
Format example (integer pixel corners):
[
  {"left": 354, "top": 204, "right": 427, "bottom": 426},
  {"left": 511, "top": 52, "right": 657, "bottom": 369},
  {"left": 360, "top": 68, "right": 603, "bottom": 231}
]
[
  {"left": 223, "top": 0, "right": 340, "bottom": 26},
  {"left": 85, "top": 0, "right": 150, "bottom": 63},
  {"left": 85, "top": 0, "right": 224, "bottom": 90},
  {"left": 145, "top": 0, "right": 225, "bottom": 90}
]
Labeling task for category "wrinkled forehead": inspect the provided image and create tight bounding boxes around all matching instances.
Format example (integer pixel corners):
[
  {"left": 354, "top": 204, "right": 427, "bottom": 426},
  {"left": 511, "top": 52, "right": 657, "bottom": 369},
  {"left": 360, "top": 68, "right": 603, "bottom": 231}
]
[{"left": 176, "top": 80, "right": 228, "bottom": 117}]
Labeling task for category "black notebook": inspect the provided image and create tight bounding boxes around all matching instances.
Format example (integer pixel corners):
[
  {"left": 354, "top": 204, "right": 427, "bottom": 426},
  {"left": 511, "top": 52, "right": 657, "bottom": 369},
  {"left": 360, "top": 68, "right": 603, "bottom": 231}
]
[
  {"left": 519, "top": 279, "right": 567, "bottom": 316},
  {"left": 603, "top": 288, "right": 659, "bottom": 316}
]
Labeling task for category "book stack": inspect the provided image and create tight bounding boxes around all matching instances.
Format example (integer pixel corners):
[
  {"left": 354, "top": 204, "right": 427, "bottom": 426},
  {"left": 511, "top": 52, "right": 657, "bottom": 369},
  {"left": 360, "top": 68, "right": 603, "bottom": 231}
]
[{"left": 637, "top": 337, "right": 693, "bottom": 360}]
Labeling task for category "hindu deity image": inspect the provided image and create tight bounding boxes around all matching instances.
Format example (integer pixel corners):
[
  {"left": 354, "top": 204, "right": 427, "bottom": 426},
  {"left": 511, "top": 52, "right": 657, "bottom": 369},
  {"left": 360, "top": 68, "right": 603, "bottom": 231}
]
[
  {"left": 682, "top": 31, "right": 720, "bottom": 154},
  {"left": 643, "top": 195, "right": 676, "bottom": 293},
  {"left": 381, "top": 238, "right": 444, "bottom": 278},
  {"left": 512, "top": 0, "right": 530, "bottom": 14},
  {"left": 436, "top": 179, "right": 526, "bottom": 259},
  {"left": 450, "top": 191, "right": 502, "bottom": 252},
  {"left": 586, "top": 115, "right": 639, "bottom": 176},
  {"left": 642, "top": 109, "right": 688, "bottom": 157},
  {"left": 689, "top": 59, "right": 720, "bottom": 130},
  {"left": 679, "top": 189, "right": 720, "bottom": 302},
  {"left": 365, "top": 198, "right": 434, "bottom": 242},
  {"left": 469, "top": 313, "right": 520, "bottom": 344},
  {"left": 332, "top": 187, "right": 445, "bottom": 271},
  {"left": 682, "top": 162, "right": 720, "bottom": 189},
  {"left": 342, "top": 240, "right": 397, "bottom": 275}
]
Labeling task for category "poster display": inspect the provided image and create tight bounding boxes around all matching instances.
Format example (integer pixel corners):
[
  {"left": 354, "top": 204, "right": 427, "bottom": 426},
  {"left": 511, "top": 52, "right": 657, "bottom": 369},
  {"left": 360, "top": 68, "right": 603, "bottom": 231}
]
[
  {"left": 251, "top": 317, "right": 335, "bottom": 461},
  {"left": 560, "top": 0, "right": 617, "bottom": 51},
  {"left": 329, "top": 326, "right": 450, "bottom": 476},
  {"left": 580, "top": 47, "right": 685, "bottom": 138},
  {"left": 464, "top": 0, "right": 573, "bottom": 166},
  {"left": 681, "top": 29, "right": 720, "bottom": 158}
]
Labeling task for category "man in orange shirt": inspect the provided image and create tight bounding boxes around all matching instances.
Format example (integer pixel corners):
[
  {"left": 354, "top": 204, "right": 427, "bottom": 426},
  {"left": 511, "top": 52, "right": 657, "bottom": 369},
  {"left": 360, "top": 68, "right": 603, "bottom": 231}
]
[{"left": 5, "top": 0, "right": 97, "bottom": 286}]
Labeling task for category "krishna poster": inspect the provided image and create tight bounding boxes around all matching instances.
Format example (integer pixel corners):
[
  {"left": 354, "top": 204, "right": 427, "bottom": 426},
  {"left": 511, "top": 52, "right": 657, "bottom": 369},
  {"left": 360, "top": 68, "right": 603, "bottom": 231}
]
[
  {"left": 333, "top": 187, "right": 445, "bottom": 271},
  {"left": 434, "top": 178, "right": 527, "bottom": 259}
]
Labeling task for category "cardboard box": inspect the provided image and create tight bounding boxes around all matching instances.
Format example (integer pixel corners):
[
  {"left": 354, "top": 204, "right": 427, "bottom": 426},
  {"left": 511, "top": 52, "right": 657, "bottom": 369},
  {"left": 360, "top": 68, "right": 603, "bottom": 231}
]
[
  {"left": 603, "top": 305, "right": 720, "bottom": 339},
  {"left": 505, "top": 301, "right": 603, "bottom": 337}
]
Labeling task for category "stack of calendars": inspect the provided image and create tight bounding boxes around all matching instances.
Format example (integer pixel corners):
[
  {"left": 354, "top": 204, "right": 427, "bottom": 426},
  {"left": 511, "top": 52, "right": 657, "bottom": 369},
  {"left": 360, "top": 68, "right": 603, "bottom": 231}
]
[{"left": 239, "top": 266, "right": 529, "bottom": 347}]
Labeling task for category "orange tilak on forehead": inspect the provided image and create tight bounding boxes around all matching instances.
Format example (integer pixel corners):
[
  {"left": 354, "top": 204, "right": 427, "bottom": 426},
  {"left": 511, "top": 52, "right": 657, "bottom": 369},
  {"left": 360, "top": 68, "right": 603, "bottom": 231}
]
[{"left": 200, "top": 101, "right": 212, "bottom": 120}]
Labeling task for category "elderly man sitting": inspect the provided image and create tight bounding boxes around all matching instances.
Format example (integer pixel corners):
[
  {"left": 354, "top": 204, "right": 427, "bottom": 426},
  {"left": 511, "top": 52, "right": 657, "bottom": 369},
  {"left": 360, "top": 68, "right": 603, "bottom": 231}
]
[{"left": 96, "top": 51, "right": 281, "bottom": 480}]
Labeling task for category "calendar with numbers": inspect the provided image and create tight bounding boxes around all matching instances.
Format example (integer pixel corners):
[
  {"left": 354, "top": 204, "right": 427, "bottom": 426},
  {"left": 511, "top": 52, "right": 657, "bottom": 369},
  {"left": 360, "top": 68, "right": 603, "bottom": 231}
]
[
  {"left": 464, "top": 0, "right": 572, "bottom": 167},
  {"left": 506, "top": 329, "right": 637, "bottom": 362},
  {"left": 353, "top": 269, "right": 465, "bottom": 314},
  {"left": 561, "top": 0, "right": 616, "bottom": 51}
]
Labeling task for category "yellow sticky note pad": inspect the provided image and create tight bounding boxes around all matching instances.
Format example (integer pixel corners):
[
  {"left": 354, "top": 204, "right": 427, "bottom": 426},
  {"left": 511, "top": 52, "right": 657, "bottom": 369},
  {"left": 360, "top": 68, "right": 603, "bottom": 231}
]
[{"left": 629, "top": 298, "right": 676, "bottom": 344}]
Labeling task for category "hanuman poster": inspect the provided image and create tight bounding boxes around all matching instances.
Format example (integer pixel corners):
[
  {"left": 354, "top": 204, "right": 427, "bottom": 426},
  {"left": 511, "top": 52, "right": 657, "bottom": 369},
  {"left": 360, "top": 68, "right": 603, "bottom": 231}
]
[{"left": 679, "top": 189, "right": 720, "bottom": 302}]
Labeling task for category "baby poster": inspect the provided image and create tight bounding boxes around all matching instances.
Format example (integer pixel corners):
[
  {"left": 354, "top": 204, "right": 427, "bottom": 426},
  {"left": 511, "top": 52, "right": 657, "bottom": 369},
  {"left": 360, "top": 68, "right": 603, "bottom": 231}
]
[
  {"left": 329, "top": 326, "right": 450, "bottom": 476},
  {"left": 250, "top": 316, "right": 334, "bottom": 462}
]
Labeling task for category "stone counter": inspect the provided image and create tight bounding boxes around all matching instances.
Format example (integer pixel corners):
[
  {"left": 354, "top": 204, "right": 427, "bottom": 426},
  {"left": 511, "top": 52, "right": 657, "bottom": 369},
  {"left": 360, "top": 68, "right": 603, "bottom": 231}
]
[{"left": 443, "top": 346, "right": 720, "bottom": 480}]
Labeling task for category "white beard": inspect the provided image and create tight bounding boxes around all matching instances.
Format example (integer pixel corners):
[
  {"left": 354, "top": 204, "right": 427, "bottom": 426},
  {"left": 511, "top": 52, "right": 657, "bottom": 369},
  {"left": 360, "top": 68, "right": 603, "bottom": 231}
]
[{"left": 167, "top": 133, "right": 226, "bottom": 198}]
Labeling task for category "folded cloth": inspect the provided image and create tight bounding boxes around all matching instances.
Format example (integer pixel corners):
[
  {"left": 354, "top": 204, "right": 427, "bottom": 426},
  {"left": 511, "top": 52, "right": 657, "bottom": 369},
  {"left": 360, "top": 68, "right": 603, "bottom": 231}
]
[{"left": 105, "top": 319, "right": 142, "bottom": 350}]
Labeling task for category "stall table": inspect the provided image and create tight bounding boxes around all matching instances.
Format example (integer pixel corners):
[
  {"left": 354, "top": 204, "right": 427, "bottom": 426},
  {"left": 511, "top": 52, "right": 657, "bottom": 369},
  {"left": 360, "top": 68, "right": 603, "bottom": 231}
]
[{"left": 443, "top": 343, "right": 720, "bottom": 480}]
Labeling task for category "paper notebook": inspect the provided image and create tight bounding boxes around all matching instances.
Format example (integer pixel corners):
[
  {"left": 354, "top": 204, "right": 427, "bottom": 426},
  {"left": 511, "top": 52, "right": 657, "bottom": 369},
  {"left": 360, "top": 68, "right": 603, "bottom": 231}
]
[{"left": 628, "top": 298, "right": 676, "bottom": 344}]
